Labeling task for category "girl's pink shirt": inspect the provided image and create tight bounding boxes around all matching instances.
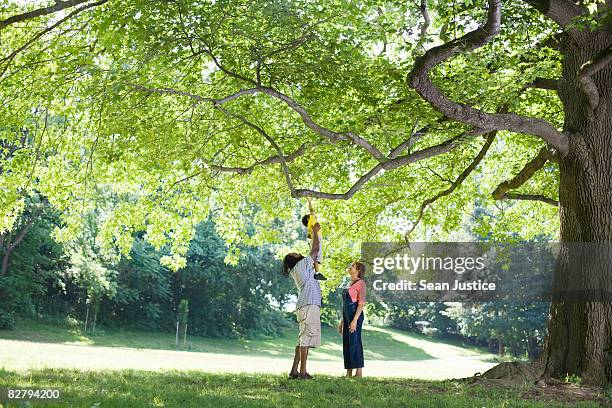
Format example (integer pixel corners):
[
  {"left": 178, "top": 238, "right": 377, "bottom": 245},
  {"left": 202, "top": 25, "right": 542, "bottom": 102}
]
[{"left": 348, "top": 279, "right": 367, "bottom": 304}]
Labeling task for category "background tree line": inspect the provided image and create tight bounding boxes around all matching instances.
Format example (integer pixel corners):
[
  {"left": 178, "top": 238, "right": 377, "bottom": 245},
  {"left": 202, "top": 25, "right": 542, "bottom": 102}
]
[{"left": 0, "top": 198, "right": 296, "bottom": 339}]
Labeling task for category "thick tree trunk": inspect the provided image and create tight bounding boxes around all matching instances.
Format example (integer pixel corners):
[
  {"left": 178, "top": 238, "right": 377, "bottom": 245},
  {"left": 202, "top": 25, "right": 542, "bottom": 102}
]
[
  {"left": 1, "top": 232, "right": 13, "bottom": 275},
  {"left": 178, "top": 321, "right": 187, "bottom": 346},
  {"left": 541, "top": 30, "right": 612, "bottom": 385}
]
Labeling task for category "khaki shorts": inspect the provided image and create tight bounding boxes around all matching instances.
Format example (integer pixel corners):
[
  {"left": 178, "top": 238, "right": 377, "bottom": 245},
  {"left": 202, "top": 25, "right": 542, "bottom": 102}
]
[{"left": 296, "top": 304, "right": 321, "bottom": 348}]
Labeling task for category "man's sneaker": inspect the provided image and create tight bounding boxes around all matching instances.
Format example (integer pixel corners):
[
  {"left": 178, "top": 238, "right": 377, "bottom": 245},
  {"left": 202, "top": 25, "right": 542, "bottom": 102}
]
[{"left": 314, "top": 273, "right": 328, "bottom": 281}]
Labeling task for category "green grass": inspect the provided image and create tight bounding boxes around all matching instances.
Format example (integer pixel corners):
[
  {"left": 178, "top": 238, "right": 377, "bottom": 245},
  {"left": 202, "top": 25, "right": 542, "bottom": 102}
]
[
  {"left": 0, "top": 318, "right": 500, "bottom": 380},
  {"left": 0, "top": 319, "right": 462, "bottom": 362},
  {"left": 0, "top": 320, "right": 607, "bottom": 407},
  {"left": 0, "top": 368, "right": 604, "bottom": 408}
]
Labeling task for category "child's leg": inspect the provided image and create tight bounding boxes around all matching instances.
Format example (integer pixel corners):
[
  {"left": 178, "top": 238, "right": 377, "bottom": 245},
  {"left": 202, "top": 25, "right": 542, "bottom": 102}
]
[
  {"left": 314, "top": 231, "right": 323, "bottom": 273},
  {"left": 313, "top": 231, "right": 326, "bottom": 280},
  {"left": 313, "top": 262, "right": 326, "bottom": 280}
]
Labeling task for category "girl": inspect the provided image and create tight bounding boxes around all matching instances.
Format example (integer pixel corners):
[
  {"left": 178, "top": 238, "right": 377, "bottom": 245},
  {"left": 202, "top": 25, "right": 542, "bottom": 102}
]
[{"left": 338, "top": 262, "right": 366, "bottom": 377}]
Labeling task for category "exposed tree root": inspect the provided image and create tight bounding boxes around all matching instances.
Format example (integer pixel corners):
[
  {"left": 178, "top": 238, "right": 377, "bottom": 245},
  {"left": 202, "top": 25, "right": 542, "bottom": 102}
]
[
  {"left": 455, "top": 362, "right": 611, "bottom": 406},
  {"left": 474, "top": 361, "right": 544, "bottom": 388}
]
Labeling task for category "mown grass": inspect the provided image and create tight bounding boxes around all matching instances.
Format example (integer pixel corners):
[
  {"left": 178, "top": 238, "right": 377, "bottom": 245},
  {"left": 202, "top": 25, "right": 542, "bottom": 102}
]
[
  {"left": 0, "top": 368, "right": 605, "bottom": 408},
  {"left": 0, "top": 318, "right": 502, "bottom": 381},
  {"left": 0, "top": 318, "right": 490, "bottom": 362},
  {"left": 0, "top": 321, "right": 607, "bottom": 407}
]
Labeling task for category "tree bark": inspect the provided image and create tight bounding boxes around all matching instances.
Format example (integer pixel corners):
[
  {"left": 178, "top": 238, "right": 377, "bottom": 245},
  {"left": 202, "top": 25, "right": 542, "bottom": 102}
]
[
  {"left": 0, "top": 233, "right": 11, "bottom": 275},
  {"left": 0, "top": 211, "right": 38, "bottom": 275},
  {"left": 541, "top": 29, "right": 612, "bottom": 385},
  {"left": 84, "top": 304, "right": 90, "bottom": 333}
]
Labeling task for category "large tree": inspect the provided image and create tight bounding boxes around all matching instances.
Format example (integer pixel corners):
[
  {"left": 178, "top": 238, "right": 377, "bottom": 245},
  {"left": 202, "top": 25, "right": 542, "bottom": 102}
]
[{"left": 0, "top": 0, "right": 610, "bottom": 383}]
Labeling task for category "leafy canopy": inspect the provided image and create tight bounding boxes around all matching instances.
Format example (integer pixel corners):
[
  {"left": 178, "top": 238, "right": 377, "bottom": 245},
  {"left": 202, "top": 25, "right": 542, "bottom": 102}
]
[{"left": 0, "top": 0, "right": 565, "bottom": 278}]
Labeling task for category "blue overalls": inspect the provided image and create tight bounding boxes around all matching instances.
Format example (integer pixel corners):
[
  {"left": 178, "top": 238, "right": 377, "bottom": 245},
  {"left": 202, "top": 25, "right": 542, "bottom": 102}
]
[{"left": 342, "top": 280, "right": 364, "bottom": 369}]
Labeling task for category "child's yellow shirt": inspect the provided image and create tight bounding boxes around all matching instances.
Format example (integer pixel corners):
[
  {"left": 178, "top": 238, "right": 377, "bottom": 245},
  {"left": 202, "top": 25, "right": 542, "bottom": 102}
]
[{"left": 307, "top": 214, "right": 322, "bottom": 238}]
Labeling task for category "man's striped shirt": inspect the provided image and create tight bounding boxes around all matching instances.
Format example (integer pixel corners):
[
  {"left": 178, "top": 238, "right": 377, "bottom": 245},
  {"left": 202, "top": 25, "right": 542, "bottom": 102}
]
[{"left": 290, "top": 256, "right": 322, "bottom": 309}]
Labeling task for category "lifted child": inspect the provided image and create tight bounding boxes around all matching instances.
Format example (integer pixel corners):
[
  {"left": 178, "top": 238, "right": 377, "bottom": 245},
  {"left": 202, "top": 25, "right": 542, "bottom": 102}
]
[{"left": 302, "top": 200, "right": 327, "bottom": 281}]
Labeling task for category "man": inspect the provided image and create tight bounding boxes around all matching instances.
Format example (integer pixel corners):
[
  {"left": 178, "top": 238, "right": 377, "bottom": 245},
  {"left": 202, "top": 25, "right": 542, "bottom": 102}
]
[{"left": 282, "top": 222, "right": 322, "bottom": 380}]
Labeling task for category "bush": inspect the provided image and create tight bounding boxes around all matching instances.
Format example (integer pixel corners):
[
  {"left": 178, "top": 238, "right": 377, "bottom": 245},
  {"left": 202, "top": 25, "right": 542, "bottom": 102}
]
[
  {"left": 0, "top": 309, "right": 16, "bottom": 330},
  {"left": 244, "top": 308, "right": 292, "bottom": 339}
]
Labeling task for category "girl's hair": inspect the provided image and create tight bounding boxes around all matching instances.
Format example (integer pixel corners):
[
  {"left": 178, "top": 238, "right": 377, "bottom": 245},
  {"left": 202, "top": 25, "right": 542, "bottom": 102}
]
[{"left": 354, "top": 262, "right": 366, "bottom": 279}]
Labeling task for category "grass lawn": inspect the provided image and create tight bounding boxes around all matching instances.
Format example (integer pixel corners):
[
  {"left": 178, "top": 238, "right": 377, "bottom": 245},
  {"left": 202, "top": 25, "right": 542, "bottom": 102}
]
[
  {"left": 0, "top": 320, "right": 608, "bottom": 407},
  {"left": 0, "top": 369, "right": 607, "bottom": 408},
  {"left": 0, "top": 319, "right": 489, "bottom": 362},
  {"left": 0, "top": 319, "right": 500, "bottom": 379}
]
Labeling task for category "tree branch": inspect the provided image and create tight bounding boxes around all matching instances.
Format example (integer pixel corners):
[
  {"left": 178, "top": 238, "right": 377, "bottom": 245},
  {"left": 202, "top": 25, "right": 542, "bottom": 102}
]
[
  {"left": 255, "top": 85, "right": 386, "bottom": 160},
  {"left": 130, "top": 83, "right": 386, "bottom": 161},
  {"left": 503, "top": 193, "right": 559, "bottom": 206},
  {"left": 199, "top": 42, "right": 258, "bottom": 85},
  {"left": 7, "top": 215, "right": 36, "bottom": 252},
  {"left": 0, "top": 0, "right": 91, "bottom": 30},
  {"left": 127, "top": 83, "right": 257, "bottom": 105},
  {"left": 577, "top": 46, "right": 612, "bottom": 111},
  {"left": 259, "top": 20, "right": 323, "bottom": 61},
  {"left": 0, "top": 0, "right": 108, "bottom": 76},
  {"left": 388, "top": 124, "right": 432, "bottom": 159},
  {"left": 412, "top": 0, "right": 431, "bottom": 56},
  {"left": 521, "top": 0, "right": 585, "bottom": 29},
  {"left": 159, "top": 144, "right": 307, "bottom": 198},
  {"left": 192, "top": 43, "right": 388, "bottom": 160},
  {"left": 492, "top": 146, "right": 557, "bottom": 205},
  {"left": 403, "top": 105, "right": 515, "bottom": 238},
  {"left": 213, "top": 105, "right": 296, "bottom": 193},
  {"left": 129, "top": 83, "right": 302, "bottom": 191},
  {"left": 1, "top": 209, "right": 40, "bottom": 275},
  {"left": 210, "top": 144, "right": 307, "bottom": 175},
  {"left": 292, "top": 128, "right": 483, "bottom": 200},
  {"left": 129, "top": 81, "right": 491, "bottom": 201},
  {"left": 526, "top": 77, "right": 559, "bottom": 91},
  {"left": 404, "top": 130, "right": 496, "bottom": 239},
  {"left": 408, "top": 0, "right": 569, "bottom": 154}
]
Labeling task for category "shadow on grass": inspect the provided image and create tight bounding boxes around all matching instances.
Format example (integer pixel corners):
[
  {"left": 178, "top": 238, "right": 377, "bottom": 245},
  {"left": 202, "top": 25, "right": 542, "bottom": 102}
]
[
  {"left": 0, "top": 368, "right": 602, "bottom": 408},
  {"left": 0, "top": 319, "right": 434, "bottom": 362}
]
